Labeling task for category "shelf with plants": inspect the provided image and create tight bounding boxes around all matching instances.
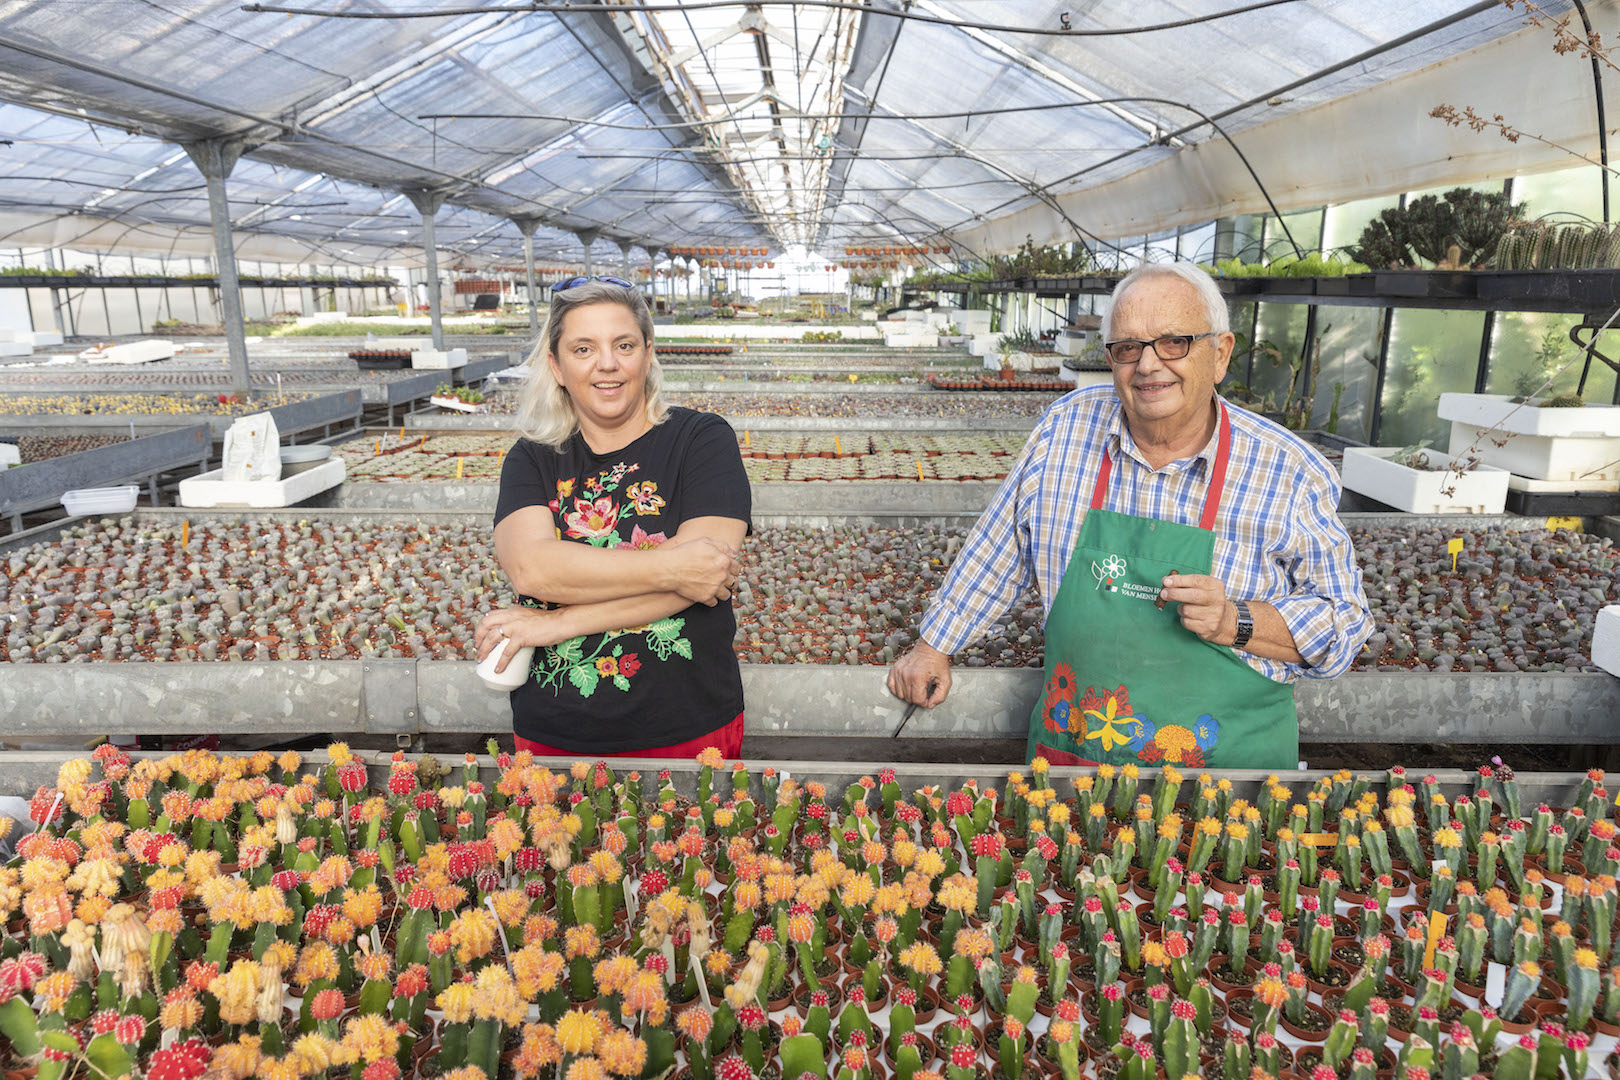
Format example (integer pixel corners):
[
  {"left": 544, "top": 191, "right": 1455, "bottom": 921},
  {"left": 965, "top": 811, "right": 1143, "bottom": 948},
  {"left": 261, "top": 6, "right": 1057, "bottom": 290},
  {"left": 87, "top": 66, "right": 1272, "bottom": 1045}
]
[{"left": 1, "top": 744, "right": 1618, "bottom": 1080}]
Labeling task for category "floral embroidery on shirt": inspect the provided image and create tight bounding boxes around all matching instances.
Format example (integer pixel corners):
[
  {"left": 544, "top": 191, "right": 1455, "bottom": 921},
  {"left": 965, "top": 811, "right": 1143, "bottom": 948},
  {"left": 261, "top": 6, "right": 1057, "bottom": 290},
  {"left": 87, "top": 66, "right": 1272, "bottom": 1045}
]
[{"left": 626, "top": 480, "right": 665, "bottom": 516}]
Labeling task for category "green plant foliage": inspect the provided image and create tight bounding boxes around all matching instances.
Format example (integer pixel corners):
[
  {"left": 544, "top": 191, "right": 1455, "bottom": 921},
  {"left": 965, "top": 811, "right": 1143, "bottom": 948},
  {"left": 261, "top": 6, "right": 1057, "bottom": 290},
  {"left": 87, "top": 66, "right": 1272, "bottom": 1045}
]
[{"left": 1352, "top": 187, "right": 1527, "bottom": 268}]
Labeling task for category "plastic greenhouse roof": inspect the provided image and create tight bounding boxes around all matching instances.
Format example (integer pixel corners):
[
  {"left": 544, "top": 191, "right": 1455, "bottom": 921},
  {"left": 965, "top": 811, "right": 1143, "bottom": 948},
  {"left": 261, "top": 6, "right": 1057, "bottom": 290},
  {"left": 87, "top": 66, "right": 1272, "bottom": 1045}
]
[{"left": 0, "top": 0, "right": 1595, "bottom": 265}]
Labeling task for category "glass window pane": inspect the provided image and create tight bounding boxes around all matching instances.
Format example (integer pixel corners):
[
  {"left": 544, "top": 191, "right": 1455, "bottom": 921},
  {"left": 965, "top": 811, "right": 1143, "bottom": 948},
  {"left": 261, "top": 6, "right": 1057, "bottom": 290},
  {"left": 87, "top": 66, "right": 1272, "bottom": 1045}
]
[
  {"left": 1323, "top": 195, "right": 1403, "bottom": 259},
  {"left": 1488, "top": 311, "right": 1618, "bottom": 403},
  {"left": 1178, "top": 222, "right": 1217, "bottom": 264},
  {"left": 1238, "top": 301, "right": 1312, "bottom": 418},
  {"left": 1309, "top": 306, "right": 1386, "bottom": 441},
  {"left": 1214, "top": 215, "right": 1264, "bottom": 263},
  {"left": 1378, "top": 308, "right": 1489, "bottom": 447},
  {"left": 1260, "top": 208, "right": 1325, "bottom": 261},
  {"left": 1513, "top": 166, "right": 1606, "bottom": 224}
]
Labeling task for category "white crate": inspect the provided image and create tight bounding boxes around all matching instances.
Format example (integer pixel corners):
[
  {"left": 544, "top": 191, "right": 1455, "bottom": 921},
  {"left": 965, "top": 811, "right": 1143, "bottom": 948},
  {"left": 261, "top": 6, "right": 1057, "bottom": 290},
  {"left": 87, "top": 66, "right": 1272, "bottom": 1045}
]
[
  {"left": 411, "top": 348, "right": 468, "bottom": 370},
  {"left": 16, "top": 330, "right": 63, "bottom": 347},
  {"left": 1340, "top": 447, "right": 1509, "bottom": 514},
  {"left": 882, "top": 332, "right": 935, "bottom": 348},
  {"left": 308, "top": 311, "right": 350, "bottom": 323},
  {"left": 430, "top": 395, "right": 491, "bottom": 414},
  {"left": 1595, "top": 605, "right": 1620, "bottom": 677},
  {"left": 1438, "top": 393, "right": 1620, "bottom": 437},
  {"left": 0, "top": 342, "right": 29, "bottom": 357},
  {"left": 1446, "top": 421, "right": 1620, "bottom": 482},
  {"left": 178, "top": 457, "right": 345, "bottom": 508}
]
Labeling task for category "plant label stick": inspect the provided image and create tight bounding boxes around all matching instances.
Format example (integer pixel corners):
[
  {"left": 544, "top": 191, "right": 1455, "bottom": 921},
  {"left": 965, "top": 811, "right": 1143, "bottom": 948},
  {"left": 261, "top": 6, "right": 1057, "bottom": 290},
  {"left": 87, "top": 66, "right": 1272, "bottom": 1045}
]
[
  {"left": 1448, "top": 537, "right": 1463, "bottom": 572},
  {"left": 181, "top": 521, "right": 189, "bottom": 550},
  {"left": 917, "top": 461, "right": 925, "bottom": 481},
  {"left": 834, "top": 435, "right": 842, "bottom": 454},
  {"left": 743, "top": 430, "right": 751, "bottom": 447},
  {"left": 456, "top": 457, "right": 464, "bottom": 479},
  {"left": 1423, "top": 910, "right": 1447, "bottom": 970}
]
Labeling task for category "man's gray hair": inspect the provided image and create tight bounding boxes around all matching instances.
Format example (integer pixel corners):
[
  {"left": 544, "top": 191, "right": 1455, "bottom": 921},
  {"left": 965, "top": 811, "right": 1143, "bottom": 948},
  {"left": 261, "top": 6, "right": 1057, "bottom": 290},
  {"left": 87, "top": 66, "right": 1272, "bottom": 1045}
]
[{"left": 1101, "top": 262, "right": 1231, "bottom": 341}]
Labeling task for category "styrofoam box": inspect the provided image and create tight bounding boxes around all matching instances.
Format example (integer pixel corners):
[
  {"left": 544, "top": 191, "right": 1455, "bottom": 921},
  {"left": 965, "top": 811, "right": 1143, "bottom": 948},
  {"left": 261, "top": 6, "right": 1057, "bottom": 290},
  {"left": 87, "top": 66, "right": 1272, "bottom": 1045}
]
[
  {"left": 968, "top": 335, "right": 998, "bottom": 358},
  {"left": 1438, "top": 393, "right": 1620, "bottom": 437},
  {"left": 1057, "top": 329, "right": 1097, "bottom": 357},
  {"left": 956, "top": 311, "right": 992, "bottom": 334},
  {"left": 883, "top": 332, "right": 935, "bottom": 348},
  {"left": 178, "top": 457, "right": 345, "bottom": 508},
  {"left": 1506, "top": 473, "right": 1620, "bottom": 493},
  {"left": 0, "top": 342, "right": 31, "bottom": 357},
  {"left": 1446, "top": 421, "right": 1620, "bottom": 482},
  {"left": 18, "top": 331, "right": 63, "bottom": 347},
  {"left": 309, "top": 311, "right": 350, "bottom": 323},
  {"left": 411, "top": 348, "right": 468, "bottom": 370},
  {"left": 61, "top": 485, "right": 140, "bottom": 515},
  {"left": 103, "top": 340, "right": 175, "bottom": 365},
  {"left": 1595, "top": 605, "right": 1620, "bottom": 677},
  {"left": 1340, "top": 447, "right": 1510, "bottom": 514}
]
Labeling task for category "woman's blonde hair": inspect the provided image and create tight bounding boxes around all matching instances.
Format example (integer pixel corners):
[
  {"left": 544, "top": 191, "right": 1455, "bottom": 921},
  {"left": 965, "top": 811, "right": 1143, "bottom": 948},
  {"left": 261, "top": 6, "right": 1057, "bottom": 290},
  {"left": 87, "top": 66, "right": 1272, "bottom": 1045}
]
[{"left": 515, "top": 279, "right": 668, "bottom": 450}]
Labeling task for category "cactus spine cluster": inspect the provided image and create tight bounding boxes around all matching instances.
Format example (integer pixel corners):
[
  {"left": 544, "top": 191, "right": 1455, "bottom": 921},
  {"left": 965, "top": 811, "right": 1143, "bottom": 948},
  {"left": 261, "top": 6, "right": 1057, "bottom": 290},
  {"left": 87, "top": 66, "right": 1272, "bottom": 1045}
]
[{"left": 1494, "top": 221, "right": 1620, "bottom": 269}]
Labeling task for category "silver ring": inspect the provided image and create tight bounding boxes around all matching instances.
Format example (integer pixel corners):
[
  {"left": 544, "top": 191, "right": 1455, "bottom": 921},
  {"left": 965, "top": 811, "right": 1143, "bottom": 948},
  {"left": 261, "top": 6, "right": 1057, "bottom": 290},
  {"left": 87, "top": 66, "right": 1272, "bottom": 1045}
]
[{"left": 497, "top": 625, "right": 507, "bottom": 638}]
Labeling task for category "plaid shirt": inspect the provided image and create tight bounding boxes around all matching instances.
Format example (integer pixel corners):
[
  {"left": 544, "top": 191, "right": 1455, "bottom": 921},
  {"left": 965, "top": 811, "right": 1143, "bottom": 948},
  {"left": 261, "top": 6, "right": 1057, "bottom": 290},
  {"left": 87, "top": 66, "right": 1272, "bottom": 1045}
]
[{"left": 919, "top": 386, "right": 1372, "bottom": 683}]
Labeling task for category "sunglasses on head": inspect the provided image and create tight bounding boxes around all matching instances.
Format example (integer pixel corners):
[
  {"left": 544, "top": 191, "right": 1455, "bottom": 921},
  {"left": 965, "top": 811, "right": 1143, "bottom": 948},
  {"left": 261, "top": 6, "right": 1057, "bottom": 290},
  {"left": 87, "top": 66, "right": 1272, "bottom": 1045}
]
[{"left": 556, "top": 274, "right": 635, "bottom": 291}]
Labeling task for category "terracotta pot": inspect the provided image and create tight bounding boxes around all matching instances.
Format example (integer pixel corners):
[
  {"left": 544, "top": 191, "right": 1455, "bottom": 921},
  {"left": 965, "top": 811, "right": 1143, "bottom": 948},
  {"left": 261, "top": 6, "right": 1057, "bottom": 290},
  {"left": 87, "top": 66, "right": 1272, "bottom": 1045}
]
[{"left": 1278, "top": 1002, "right": 1336, "bottom": 1044}]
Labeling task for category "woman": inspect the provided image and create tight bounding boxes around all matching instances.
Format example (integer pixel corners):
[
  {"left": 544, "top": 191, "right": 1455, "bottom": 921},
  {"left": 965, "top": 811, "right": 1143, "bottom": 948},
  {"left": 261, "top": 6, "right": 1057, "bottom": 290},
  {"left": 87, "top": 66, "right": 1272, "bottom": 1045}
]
[{"left": 476, "top": 277, "right": 751, "bottom": 757}]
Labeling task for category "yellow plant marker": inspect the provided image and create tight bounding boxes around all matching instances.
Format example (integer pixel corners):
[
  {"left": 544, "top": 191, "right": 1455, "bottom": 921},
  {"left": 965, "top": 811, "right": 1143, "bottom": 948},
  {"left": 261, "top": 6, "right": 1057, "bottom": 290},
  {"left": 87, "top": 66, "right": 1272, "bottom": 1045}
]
[
  {"left": 1448, "top": 537, "right": 1463, "bottom": 572},
  {"left": 180, "top": 521, "right": 189, "bottom": 549},
  {"left": 834, "top": 436, "right": 842, "bottom": 454},
  {"left": 1547, "top": 515, "right": 1582, "bottom": 530},
  {"left": 375, "top": 439, "right": 381, "bottom": 455},
  {"left": 917, "top": 461, "right": 925, "bottom": 481},
  {"left": 456, "top": 457, "right": 464, "bottom": 479},
  {"left": 743, "top": 430, "right": 751, "bottom": 447},
  {"left": 399, "top": 427, "right": 405, "bottom": 440},
  {"left": 1299, "top": 833, "right": 1336, "bottom": 847},
  {"left": 849, "top": 373, "right": 858, "bottom": 383},
  {"left": 1422, "top": 910, "right": 1446, "bottom": 970}
]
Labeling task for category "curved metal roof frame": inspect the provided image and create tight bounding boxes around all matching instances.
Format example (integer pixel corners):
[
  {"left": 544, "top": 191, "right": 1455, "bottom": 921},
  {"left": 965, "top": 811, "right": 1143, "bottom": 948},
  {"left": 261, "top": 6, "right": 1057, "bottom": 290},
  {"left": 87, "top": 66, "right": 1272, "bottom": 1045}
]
[{"left": 0, "top": 0, "right": 779, "bottom": 263}]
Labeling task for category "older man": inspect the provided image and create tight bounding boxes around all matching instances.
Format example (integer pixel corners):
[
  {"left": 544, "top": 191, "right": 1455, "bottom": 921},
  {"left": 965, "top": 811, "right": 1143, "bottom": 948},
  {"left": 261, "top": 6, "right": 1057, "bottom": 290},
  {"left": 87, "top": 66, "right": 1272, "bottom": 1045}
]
[{"left": 889, "top": 262, "right": 1371, "bottom": 768}]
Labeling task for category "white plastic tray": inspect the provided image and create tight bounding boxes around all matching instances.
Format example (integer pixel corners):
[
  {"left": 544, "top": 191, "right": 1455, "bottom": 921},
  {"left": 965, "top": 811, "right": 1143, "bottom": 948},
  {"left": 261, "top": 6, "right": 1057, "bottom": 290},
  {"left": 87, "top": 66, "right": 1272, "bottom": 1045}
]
[
  {"left": 1446, "top": 420, "right": 1620, "bottom": 482},
  {"left": 411, "top": 348, "right": 468, "bottom": 370},
  {"left": 1595, "top": 605, "right": 1620, "bottom": 677},
  {"left": 1340, "top": 447, "right": 1509, "bottom": 514},
  {"left": 1438, "top": 392, "right": 1620, "bottom": 437},
  {"left": 178, "top": 457, "right": 345, "bottom": 508},
  {"left": 61, "top": 485, "right": 141, "bottom": 515}
]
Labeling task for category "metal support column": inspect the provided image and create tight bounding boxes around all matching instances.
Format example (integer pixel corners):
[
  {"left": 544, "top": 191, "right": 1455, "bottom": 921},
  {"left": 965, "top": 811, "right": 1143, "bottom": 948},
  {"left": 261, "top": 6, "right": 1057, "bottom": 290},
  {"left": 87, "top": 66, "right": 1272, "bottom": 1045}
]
[
  {"left": 512, "top": 216, "right": 543, "bottom": 337},
  {"left": 404, "top": 189, "right": 448, "bottom": 351},
  {"left": 619, "top": 242, "right": 633, "bottom": 281},
  {"left": 1368, "top": 308, "right": 1397, "bottom": 445},
  {"left": 575, "top": 231, "right": 598, "bottom": 279},
  {"left": 182, "top": 138, "right": 250, "bottom": 394}
]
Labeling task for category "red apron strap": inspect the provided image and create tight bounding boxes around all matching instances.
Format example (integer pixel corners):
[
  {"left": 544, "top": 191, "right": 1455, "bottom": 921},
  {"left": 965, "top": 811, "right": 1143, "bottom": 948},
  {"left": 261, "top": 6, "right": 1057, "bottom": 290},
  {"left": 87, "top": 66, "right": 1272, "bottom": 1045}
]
[
  {"left": 1088, "top": 443, "right": 1115, "bottom": 510},
  {"left": 1089, "top": 401, "right": 1234, "bottom": 530},
  {"left": 1200, "top": 401, "right": 1234, "bottom": 532}
]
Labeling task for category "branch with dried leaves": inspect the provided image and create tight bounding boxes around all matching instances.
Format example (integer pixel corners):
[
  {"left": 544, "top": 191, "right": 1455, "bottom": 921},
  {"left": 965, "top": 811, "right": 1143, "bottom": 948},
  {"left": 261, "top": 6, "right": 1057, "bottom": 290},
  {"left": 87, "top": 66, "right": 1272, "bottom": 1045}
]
[{"left": 1429, "top": 105, "right": 1620, "bottom": 177}]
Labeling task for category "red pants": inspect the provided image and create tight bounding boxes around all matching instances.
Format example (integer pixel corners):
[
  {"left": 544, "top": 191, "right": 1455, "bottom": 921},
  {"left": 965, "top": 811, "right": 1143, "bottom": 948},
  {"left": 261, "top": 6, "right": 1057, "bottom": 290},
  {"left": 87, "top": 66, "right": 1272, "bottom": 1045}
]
[
  {"left": 1033, "top": 743, "right": 1099, "bottom": 767},
  {"left": 515, "top": 712, "right": 744, "bottom": 760}
]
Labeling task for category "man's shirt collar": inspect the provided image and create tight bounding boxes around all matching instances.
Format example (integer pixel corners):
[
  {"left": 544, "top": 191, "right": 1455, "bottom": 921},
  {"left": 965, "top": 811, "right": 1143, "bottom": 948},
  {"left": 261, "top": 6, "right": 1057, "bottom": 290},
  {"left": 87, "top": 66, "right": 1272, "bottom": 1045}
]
[{"left": 1106, "top": 393, "right": 1224, "bottom": 475}]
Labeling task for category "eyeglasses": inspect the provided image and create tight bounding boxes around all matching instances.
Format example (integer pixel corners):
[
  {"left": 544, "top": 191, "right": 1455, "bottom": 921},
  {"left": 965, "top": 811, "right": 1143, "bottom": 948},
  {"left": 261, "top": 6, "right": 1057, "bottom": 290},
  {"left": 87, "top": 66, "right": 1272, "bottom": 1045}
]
[
  {"left": 556, "top": 274, "right": 635, "bottom": 292},
  {"left": 1103, "top": 332, "right": 1218, "bottom": 366}
]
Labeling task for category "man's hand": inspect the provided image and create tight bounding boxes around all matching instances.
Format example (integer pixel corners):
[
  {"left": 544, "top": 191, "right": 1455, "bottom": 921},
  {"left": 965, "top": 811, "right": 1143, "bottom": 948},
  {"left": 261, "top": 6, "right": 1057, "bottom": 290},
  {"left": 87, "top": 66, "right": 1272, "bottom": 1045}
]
[
  {"left": 1160, "top": 573, "right": 1238, "bottom": 645},
  {"left": 887, "top": 640, "right": 953, "bottom": 709},
  {"left": 475, "top": 606, "right": 573, "bottom": 670},
  {"left": 660, "top": 536, "right": 741, "bottom": 607}
]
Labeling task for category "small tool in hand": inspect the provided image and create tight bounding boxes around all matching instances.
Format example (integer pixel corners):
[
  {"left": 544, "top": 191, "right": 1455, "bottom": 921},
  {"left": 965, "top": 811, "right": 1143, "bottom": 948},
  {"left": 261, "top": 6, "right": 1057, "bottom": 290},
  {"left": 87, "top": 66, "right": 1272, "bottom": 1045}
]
[
  {"left": 893, "top": 678, "right": 939, "bottom": 738},
  {"left": 1155, "top": 569, "right": 1181, "bottom": 611}
]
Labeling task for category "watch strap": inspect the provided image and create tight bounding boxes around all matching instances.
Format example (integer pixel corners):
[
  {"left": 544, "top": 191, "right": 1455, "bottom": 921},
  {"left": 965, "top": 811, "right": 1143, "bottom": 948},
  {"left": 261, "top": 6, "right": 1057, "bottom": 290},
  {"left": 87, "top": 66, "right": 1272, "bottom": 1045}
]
[{"left": 1231, "top": 599, "right": 1254, "bottom": 650}]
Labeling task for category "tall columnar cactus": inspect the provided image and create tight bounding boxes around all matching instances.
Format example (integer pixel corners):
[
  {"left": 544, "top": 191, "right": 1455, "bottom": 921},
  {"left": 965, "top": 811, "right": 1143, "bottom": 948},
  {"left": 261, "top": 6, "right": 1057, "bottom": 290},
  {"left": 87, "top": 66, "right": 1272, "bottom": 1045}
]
[
  {"left": 1160, "top": 999, "right": 1198, "bottom": 1080},
  {"left": 1566, "top": 946, "right": 1601, "bottom": 1031}
]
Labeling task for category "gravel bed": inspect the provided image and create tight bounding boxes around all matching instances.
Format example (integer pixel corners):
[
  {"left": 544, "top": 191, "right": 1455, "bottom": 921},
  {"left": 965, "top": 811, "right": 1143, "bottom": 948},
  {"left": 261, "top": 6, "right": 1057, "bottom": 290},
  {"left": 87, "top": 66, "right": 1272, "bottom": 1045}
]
[
  {"left": 0, "top": 521, "right": 1611, "bottom": 671},
  {"left": 12, "top": 433, "right": 132, "bottom": 464},
  {"left": 465, "top": 388, "right": 1059, "bottom": 419},
  {"left": 0, "top": 368, "right": 426, "bottom": 387},
  {"left": 0, "top": 391, "right": 317, "bottom": 416},
  {"left": 335, "top": 431, "right": 1026, "bottom": 483}
]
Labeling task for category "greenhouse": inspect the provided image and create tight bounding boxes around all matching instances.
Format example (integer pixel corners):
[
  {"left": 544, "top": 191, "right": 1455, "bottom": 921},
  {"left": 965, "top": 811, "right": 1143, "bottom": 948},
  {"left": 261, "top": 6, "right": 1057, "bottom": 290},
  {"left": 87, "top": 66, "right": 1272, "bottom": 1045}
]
[{"left": 3, "top": 1, "right": 1620, "bottom": 1079}]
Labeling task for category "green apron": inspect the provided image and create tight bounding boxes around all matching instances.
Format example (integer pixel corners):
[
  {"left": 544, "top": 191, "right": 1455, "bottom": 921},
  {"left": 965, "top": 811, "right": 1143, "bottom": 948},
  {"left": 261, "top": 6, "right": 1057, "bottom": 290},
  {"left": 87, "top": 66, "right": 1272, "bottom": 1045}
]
[{"left": 1026, "top": 401, "right": 1298, "bottom": 769}]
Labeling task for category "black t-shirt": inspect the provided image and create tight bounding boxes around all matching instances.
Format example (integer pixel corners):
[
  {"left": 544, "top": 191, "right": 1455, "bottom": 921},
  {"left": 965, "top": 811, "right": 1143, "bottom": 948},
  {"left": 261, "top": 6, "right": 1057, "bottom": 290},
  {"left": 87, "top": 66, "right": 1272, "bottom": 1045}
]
[{"left": 493, "top": 407, "right": 751, "bottom": 752}]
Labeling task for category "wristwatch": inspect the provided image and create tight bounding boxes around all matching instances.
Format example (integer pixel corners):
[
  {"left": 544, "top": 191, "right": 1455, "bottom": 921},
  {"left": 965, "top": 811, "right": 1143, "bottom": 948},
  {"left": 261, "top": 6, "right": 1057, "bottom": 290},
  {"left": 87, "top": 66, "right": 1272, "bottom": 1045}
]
[{"left": 1231, "top": 599, "right": 1254, "bottom": 650}]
